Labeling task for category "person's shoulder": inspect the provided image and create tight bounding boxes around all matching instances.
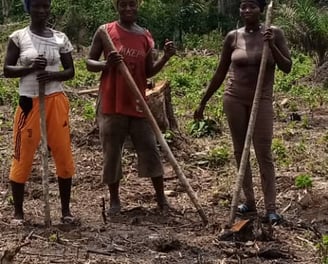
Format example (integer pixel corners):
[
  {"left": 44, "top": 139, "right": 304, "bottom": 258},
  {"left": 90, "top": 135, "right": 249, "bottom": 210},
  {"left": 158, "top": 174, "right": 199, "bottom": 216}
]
[
  {"left": 51, "top": 28, "right": 68, "bottom": 38},
  {"left": 224, "top": 29, "right": 238, "bottom": 42},
  {"left": 100, "top": 21, "right": 116, "bottom": 31},
  {"left": 10, "top": 27, "right": 28, "bottom": 37},
  {"left": 270, "top": 25, "right": 283, "bottom": 33},
  {"left": 270, "top": 25, "right": 285, "bottom": 37}
]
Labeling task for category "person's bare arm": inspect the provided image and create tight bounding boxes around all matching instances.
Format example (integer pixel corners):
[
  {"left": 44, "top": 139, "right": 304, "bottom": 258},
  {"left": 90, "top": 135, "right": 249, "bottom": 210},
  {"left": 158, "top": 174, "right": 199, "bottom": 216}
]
[
  {"left": 145, "top": 40, "right": 176, "bottom": 78},
  {"left": 86, "top": 27, "right": 106, "bottom": 72},
  {"left": 194, "top": 31, "right": 235, "bottom": 120},
  {"left": 265, "top": 27, "right": 292, "bottom": 73},
  {"left": 86, "top": 26, "right": 122, "bottom": 72}
]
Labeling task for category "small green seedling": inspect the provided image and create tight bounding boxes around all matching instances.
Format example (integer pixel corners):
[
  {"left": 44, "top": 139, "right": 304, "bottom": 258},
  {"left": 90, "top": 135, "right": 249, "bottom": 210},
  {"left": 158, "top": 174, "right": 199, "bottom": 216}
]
[
  {"left": 83, "top": 102, "right": 96, "bottom": 121},
  {"left": 295, "top": 173, "right": 313, "bottom": 189},
  {"left": 7, "top": 195, "right": 14, "bottom": 205},
  {"left": 318, "top": 235, "right": 328, "bottom": 264},
  {"left": 208, "top": 146, "right": 229, "bottom": 166},
  {"left": 189, "top": 119, "right": 220, "bottom": 138},
  {"left": 49, "top": 233, "right": 58, "bottom": 242},
  {"left": 164, "top": 130, "right": 175, "bottom": 144}
]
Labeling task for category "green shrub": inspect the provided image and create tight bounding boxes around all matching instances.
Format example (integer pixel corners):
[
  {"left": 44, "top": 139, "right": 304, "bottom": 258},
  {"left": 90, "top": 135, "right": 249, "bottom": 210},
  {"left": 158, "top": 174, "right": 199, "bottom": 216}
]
[
  {"left": 272, "top": 138, "right": 290, "bottom": 166},
  {"left": 188, "top": 119, "right": 220, "bottom": 138},
  {"left": 208, "top": 146, "right": 230, "bottom": 166},
  {"left": 295, "top": 173, "right": 313, "bottom": 189}
]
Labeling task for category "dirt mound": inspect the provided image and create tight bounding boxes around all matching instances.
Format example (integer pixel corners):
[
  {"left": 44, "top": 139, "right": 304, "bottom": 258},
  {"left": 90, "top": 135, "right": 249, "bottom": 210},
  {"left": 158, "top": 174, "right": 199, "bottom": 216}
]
[{"left": 306, "top": 61, "right": 328, "bottom": 88}]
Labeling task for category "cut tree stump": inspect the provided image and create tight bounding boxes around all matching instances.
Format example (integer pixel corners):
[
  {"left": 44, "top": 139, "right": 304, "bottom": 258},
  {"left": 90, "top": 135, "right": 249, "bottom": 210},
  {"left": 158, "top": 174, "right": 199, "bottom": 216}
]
[{"left": 145, "top": 80, "right": 178, "bottom": 132}]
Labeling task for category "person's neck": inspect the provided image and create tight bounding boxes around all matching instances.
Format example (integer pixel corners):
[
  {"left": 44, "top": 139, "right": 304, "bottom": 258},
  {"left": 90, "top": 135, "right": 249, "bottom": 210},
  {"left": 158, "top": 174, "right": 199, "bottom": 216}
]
[
  {"left": 29, "top": 21, "right": 47, "bottom": 34},
  {"left": 245, "top": 22, "right": 262, "bottom": 33},
  {"left": 118, "top": 20, "right": 136, "bottom": 30}
]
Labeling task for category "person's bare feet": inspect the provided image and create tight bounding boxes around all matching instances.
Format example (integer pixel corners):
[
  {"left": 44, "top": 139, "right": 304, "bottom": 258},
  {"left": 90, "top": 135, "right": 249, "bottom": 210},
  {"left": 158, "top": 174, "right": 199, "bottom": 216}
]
[
  {"left": 11, "top": 212, "right": 24, "bottom": 226},
  {"left": 109, "top": 198, "right": 121, "bottom": 215},
  {"left": 157, "top": 197, "right": 170, "bottom": 215}
]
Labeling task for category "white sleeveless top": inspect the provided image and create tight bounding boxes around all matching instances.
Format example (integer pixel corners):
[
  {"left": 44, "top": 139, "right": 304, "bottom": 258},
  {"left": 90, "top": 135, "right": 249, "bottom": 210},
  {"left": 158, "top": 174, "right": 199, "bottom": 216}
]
[{"left": 9, "top": 27, "right": 74, "bottom": 97}]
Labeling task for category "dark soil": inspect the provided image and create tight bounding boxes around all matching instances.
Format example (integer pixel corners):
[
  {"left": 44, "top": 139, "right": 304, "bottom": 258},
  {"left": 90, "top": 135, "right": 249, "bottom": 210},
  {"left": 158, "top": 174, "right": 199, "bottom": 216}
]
[{"left": 1, "top": 90, "right": 328, "bottom": 264}]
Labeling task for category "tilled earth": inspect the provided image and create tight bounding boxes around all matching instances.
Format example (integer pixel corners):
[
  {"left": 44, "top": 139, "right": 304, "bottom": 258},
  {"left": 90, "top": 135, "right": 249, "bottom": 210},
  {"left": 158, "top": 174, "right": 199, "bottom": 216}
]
[{"left": 1, "top": 93, "right": 328, "bottom": 264}]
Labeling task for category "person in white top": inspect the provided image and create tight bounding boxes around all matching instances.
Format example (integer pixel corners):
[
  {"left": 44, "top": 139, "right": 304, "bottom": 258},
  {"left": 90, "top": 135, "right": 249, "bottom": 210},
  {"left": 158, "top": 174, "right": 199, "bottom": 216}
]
[{"left": 3, "top": 0, "right": 76, "bottom": 224}]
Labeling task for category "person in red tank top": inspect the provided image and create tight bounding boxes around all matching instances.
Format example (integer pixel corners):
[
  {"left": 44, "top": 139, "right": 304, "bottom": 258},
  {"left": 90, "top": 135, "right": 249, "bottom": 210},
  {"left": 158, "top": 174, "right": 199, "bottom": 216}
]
[{"left": 86, "top": 0, "right": 176, "bottom": 215}]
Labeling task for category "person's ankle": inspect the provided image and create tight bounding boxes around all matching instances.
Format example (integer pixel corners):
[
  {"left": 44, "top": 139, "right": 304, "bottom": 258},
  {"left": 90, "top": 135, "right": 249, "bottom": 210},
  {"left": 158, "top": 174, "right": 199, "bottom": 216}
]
[
  {"left": 110, "top": 197, "right": 121, "bottom": 207},
  {"left": 156, "top": 195, "right": 169, "bottom": 208},
  {"left": 14, "top": 211, "right": 24, "bottom": 220},
  {"left": 62, "top": 209, "right": 72, "bottom": 218}
]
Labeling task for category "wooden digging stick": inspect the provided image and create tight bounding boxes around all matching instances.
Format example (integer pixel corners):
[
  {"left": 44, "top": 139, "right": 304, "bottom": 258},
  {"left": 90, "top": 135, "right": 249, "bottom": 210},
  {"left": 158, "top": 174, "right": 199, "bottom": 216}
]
[
  {"left": 228, "top": 0, "right": 274, "bottom": 227},
  {"left": 39, "top": 81, "right": 51, "bottom": 227},
  {"left": 99, "top": 26, "right": 208, "bottom": 225}
]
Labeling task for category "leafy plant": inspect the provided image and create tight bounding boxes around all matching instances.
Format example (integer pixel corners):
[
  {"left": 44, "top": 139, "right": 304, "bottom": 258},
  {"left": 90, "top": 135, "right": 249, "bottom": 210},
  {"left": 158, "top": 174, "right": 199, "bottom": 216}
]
[
  {"left": 82, "top": 101, "right": 96, "bottom": 121},
  {"left": 276, "top": 0, "right": 328, "bottom": 66},
  {"left": 48, "top": 233, "right": 59, "bottom": 242},
  {"left": 295, "top": 173, "right": 313, "bottom": 189},
  {"left": 164, "top": 130, "right": 175, "bottom": 144},
  {"left": 188, "top": 119, "right": 220, "bottom": 138},
  {"left": 317, "top": 234, "right": 328, "bottom": 263},
  {"left": 6, "top": 195, "right": 14, "bottom": 205},
  {"left": 271, "top": 138, "right": 290, "bottom": 166},
  {"left": 208, "top": 146, "right": 230, "bottom": 166}
]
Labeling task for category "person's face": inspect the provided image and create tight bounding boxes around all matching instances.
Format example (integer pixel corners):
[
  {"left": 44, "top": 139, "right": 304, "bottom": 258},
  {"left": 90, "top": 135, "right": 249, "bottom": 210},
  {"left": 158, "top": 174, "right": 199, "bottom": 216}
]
[
  {"left": 239, "top": 1, "right": 261, "bottom": 23},
  {"left": 117, "top": 0, "right": 138, "bottom": 24},
  {"left": 29, "top": 0, "right": 51, "bottom": 23}
]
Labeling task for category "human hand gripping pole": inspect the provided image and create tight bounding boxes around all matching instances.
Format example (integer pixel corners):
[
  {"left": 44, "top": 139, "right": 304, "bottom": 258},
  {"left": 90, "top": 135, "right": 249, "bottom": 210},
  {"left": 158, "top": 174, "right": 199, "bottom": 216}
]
[
  {"left": 99, "top": 25, "right": 208, "bottom": 225},
  {"left": 38, "top": 55, "right": 51, "bottom": 227},
  {"left": 228, "top": 0, "right": 275, "bottom": 228}
]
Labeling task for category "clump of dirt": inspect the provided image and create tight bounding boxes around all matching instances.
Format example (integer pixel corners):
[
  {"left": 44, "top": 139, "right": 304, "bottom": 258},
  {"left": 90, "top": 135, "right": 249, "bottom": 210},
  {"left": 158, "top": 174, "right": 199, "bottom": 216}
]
[{"left": 304, "top": 61, "right": 328, "bottom": 88}]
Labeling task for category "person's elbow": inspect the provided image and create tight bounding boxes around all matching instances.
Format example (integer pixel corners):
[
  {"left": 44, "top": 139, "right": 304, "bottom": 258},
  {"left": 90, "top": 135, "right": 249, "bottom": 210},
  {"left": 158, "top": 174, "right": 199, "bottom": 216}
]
[
  {"left": 86, "top": 59, "right": 93, "bottom": 72},
  {"left": 3, "top": 65, "right": 11, "bottom": 78},
  {"left": 68, "top": 67, "right": 75, "bottom": 79},
  {"left": 279, "top": 60, "right": 292, "bottom": 74}
]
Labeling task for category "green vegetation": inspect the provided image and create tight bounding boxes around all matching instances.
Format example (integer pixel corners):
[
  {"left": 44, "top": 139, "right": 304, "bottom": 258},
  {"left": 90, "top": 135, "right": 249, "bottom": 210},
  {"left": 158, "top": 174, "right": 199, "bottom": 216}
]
[
  {"left": 82, "top": 101, "right": 96, "bottom": 121},
  {"left": 2, "top": 0, "right": 325, "bottom": 56},
  {"left": 276, "top": 0, "right": 328, "bottom": 66},
  {"left": 271, "top": 138, "right": 290, "bottom": 167},
  {"left": 207, "top": 146, "right": 230, "bottom": 167},
  {"left": 295, "top": 173, "right": 313, "bottom": 189},
  {"left": 188, "top": 119, "right": 221, "bottom": 138},
  {"left": 318, "top": 234, "right": 328, "bottom": 264}
]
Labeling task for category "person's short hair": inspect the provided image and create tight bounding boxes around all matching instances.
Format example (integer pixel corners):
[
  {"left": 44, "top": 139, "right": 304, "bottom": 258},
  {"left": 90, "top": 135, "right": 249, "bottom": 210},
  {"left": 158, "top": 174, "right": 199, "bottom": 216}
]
[
  {"left": 241, "top": 0, "right": 266, "bottom": 12},
  {"left": 112, "top": 0, "right": 143, "bottom": 11}
]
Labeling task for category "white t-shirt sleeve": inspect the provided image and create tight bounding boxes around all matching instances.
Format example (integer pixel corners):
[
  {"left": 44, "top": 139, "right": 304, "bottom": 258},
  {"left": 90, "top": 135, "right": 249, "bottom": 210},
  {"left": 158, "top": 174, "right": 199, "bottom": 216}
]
[
  {"left": 9, "top": 29, "right": 24, "bottom": 48},
  {"left": 54, "top": 31, "right": 74, "bottom": 54}
]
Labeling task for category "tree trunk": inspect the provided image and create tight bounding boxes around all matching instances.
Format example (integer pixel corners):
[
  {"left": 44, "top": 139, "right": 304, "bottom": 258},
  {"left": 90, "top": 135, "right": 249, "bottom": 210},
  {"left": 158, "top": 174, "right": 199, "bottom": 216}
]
[
  {"left": 1, "top": 0, "right": 12, "bottom": 23},
  {"left": 146, "top": 80, "right": 178, "bottom": 132}
]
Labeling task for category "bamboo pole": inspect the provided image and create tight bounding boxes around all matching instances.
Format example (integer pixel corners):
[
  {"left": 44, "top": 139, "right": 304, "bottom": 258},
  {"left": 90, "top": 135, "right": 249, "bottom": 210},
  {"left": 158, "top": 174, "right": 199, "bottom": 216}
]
[
  {"left": 39, "top": 81, "right": 51, "bottom": 227},
  {"left": 99, "top": 26, "right": 208, "bottom": 225},
  {"left": 228, "top": 0, "right": 275, "bottom": 227}
]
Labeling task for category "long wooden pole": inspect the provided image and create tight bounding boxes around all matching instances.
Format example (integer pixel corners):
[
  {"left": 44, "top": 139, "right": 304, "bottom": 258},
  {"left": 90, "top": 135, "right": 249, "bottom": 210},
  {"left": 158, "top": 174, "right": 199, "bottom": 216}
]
[
  {"left": 39, "top": 82, "right": 51, "bottom": 227},
  {"left": 228, "top": 0, "right": 274, "bottom": 227},
  {"left": 99, "top": 27, "right": 208, "bottom": 225}
]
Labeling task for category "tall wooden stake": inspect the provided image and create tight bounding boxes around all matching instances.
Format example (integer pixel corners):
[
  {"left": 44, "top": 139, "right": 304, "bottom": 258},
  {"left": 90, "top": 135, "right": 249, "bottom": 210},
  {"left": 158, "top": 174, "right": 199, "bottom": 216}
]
[
  {"left": 228, "top": 0, "right": 275, "bottom": 227},
  {"left": 99, "top": 28, "right": 208, "bottom": 225},
  {"left": 39, "top": 82, "right": 51, "bottom": 227}
]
